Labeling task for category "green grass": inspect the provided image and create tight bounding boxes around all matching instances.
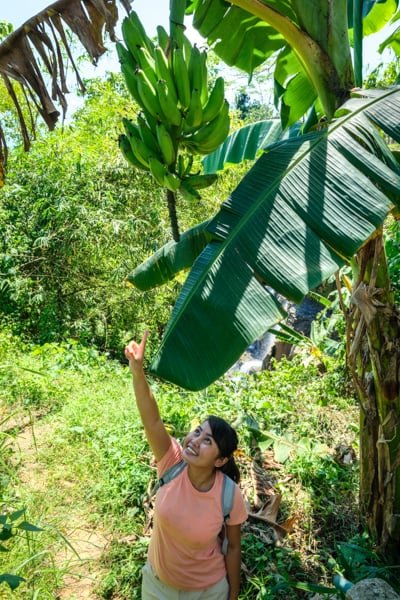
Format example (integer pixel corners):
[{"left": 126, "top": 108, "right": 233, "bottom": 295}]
[{"left": 2, "top": 330, "right": 391, "bottom": 599}]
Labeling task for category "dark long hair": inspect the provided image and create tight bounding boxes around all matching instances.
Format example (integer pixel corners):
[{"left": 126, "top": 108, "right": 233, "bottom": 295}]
[{"left": 208, "top": 415, "right": 240, "bottom": 483}]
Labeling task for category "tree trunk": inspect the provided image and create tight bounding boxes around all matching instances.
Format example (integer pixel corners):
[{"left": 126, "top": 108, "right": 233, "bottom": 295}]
[
  {"left": 346, "top": 229, "right": 400, "bottom": 557},
  {"left": 166, "top": 189, "right": 180, "bottom": 242}
]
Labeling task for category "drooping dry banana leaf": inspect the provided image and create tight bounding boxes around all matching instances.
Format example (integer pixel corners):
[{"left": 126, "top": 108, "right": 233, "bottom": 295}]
[{"left": 0, "top": 0, "right": 132, "bottom": 182}]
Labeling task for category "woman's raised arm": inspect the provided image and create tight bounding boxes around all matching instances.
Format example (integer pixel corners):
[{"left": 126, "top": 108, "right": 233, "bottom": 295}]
[{"left": 124, "top": 332, "right": 171, "bottom": 461}]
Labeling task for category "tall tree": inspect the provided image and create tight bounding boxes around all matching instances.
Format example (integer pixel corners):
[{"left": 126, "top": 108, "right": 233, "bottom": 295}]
[{"left": 130, "top": 0, "right": 400, "bottom": 554}]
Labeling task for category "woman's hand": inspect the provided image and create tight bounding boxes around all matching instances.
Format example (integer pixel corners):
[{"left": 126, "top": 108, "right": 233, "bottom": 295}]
[{"left": 124, "top": 331, "right": 148, "bottom": 375}]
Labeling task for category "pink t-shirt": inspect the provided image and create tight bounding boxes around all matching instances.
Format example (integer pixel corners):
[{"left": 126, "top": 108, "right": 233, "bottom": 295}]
[{"left": 148, "top": 437, "right": 248, "bottom": 591}]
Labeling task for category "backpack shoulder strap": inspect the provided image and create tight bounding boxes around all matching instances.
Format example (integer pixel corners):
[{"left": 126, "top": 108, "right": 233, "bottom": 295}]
[
  {"left": 221, "top": 474, "right": 235, "bottom": 520},
  {"left": 220, "top": 474, "right": 236, "bottom": 555},
  {"left": 150, "top": 460, "right": 186, "bottom": 497}
]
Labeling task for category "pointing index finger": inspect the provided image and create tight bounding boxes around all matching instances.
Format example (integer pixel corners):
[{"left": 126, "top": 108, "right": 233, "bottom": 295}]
[{"left": 140, "top": 330, "right": 149, "bottom": 350}]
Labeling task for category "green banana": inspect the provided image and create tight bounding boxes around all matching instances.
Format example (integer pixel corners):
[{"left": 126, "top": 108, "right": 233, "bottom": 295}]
[
  {"left": 137, "top": 114, "right": 160, "bottom": 155},
  {"left": 121, "top": 17, "right": 142, "bottom": 63},
  {"left": 194, "top": 127, "right": 229, "bottom": 154},
  {"left": 180, "top": 179, "right": 201, "bottom": 200},
  {"left": 154, "top": 46, "right": 178, "bottom": 105},
  {"left": 129, "top": 10, "right": 155, "bottom": 57},
  {"left": 184, "top": 87, "right": 203, "bottom": 129},
  {"left": 123, "top": 118, "right": 160, "bottom": 165},
  {"left": 119, "top": 134, "right": 149, "bottom": 171},
  {"left": 129, "top": 135, "right": 154, "bottom": 168},
  {"left": 137, "top": 46, "right": 157, "bottom": 89},
  {"left": 177, "top": 154, "right": 186, "bottom": 178},
  {"left": 182, "top": 33, "right": 193, "bottom": 67},
  {"left": 184, "top": 154, "right": 193, "bottom": 176},
  {"left": 173, "top": 48, "right": 191, "bottom": 109},
  {"left": 156, "top": 123, "right": 176, "bottom": 165},
  {"left": 188, "top": 45, "right": 203, "bottom": 94},
  {"left": 202, "top": 76, "right": 225, "bottom": 124},
  {"left": 176, "top": 153, "right": 194, "bottom": 176},
  {"left": 157, "top": 80, "right": 182, "bottom": 127},
  {"left": 185, "top": 173, "right": 218, "bottom": 189},
  {"left": 157, "top": 25, "right": 170, "bottom": 54},
  {"left": 142, "top": 110, "right": 158, "bottom": 132},
  {"left": 116, "top": 42, "right": 136, "bottom": 70},
  {"left": 149, "top": 157, "right": 168, "bottom": 186},
  {"left": 136, "top": 69, "right": 162, "bottom": 118},
  {"left": 184, "top": 100, "right": 230, "bottom": 154},
  {"left": 122, "top": 117, "right": 141, "bottom": 141},
  {"left": 164, "top": 172, "right": 181, "bottom": 192},
  {"left": 200, "top": 50, "right": 208, "bottom": 105},
  {"left": 120, "top": 63, "right": 142, "bottom": 105}
]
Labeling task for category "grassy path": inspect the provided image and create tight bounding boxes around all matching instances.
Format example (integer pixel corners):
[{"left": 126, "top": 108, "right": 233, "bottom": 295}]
[
  {"left": 16, "top": 416, "right": 110, "bottom": 599},
  {"left": 1, "top": 352, "right": 148, "bottom": 600}
]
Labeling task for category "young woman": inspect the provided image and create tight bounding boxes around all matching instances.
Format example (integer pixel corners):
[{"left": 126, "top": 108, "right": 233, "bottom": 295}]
[{"left": 125, "top": 332, "right": 248, "bottom": 600}]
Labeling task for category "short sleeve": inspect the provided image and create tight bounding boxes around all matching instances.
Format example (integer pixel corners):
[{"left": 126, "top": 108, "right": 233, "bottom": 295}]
[
  {"left": 226, "top": 485, "right": 248, "bottom": 526},
  {"left": 156, "top": 437, "right": 183, "bottom": 477}
]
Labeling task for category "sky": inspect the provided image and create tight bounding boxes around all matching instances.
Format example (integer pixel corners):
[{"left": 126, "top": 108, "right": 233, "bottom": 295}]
[{"left": 2, "top": 0, "right": 169, "bottom": 35}]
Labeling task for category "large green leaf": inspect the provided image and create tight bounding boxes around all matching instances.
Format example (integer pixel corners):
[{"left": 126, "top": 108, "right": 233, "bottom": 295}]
[
  {"left": 202, "top": 120, "right": 283, "bottom": 174},
  {"left": 188, "top": 0, "right": 289, "bottom": 74},
  {"left": 151, "top": 242, "right": 286, "bottom": 388},
  {"left": 140, "top": 88, "right": 400, "bottom": 389},
  {"left": 348, "top": 0, "right": 398, "bottom": 34},
  {"left": 281, "top": 71, "right": 317, "bottom": 127},
  {"left": 128, "top": 220, "right": 212, "bottom": 289},
  {"left": 379, "top": 23, "right": 400, "bottom": 54},
  {"left": 273, "top": 46, "right": 317, "bottom": 126},
  {"left": 274, "top": 45, "right": 301, "bottom": 103}
]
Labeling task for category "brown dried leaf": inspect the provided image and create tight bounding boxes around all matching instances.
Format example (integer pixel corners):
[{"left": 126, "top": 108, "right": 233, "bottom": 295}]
[
  {"left": 278, "top": 515, "right": 298, "bottom": 534},
  {"left": 255, "top": 493, "right": 282, "bottom": 523},
  {"left": 0, "top": 0, "right": 132, "bottom": 164}
]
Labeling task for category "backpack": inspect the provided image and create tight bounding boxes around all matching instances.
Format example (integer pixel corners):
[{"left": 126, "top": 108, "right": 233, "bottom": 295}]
[{"left": 151, "top": 460, "right": 236, "bottom": 555}]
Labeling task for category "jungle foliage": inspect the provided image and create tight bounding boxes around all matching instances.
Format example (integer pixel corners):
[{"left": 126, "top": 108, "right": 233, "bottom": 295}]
[{"left": 0, "top": 73, "right": 232, "bottom": 356}]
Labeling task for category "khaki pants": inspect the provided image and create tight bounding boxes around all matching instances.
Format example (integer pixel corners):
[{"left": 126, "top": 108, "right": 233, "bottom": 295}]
[{"left": 141, "top": 562, "right": 229, "bottom": 599}]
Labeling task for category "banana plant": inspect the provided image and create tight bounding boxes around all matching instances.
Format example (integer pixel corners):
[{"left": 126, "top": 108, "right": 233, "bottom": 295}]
[
  {"left": 130, "top": 85, "right": 400, "bottom": 384},
  {"left": 131, "top": 0, "right": 400, "bottom": 554}
]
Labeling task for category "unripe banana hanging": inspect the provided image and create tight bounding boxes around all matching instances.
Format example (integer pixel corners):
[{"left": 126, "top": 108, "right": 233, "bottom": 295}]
[{"left": 118, "top": 8, "right": 230, "bottom": 201}]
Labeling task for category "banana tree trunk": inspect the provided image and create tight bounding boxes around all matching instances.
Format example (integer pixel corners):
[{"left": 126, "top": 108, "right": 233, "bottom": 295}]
[
  {"left": 166, "top": 189, "right": 180, "bottom": 241},
  {"left": 346, "top": 229, "right": 400, "bottom": 557}
]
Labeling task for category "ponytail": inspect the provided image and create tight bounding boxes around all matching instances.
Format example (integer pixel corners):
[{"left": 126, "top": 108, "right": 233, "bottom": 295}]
[
  {"left": 207, "top": 415, "right": 241, "bottom": 483},
  {"left": 219, "top": 455, "right": 240, "bottom": 483}
]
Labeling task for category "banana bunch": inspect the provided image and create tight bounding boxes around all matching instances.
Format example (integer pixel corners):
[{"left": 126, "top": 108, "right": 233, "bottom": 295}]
[{"left": 117, "top": 10, "right": 230, "bottom": 198}]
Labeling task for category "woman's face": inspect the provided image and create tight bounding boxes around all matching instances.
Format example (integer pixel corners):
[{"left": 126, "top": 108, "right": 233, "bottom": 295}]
[{"left": 182, "top": 420, "right": 227, "bottom": 469}]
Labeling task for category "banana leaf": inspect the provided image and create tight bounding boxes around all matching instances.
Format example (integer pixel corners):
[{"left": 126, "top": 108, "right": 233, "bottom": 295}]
[
  {"left": 202, "top": 120, "right": 283, "bottom": 174},
  {"left": 188, "top": 1, "right": 391, "bottom": 75},
  {"left": 188, "top": 0, "right": 289, "bottom": 74},
  {"left": 347, "top": 0, "right": 398, "bottom": 34},
  {"left": 128, "top": 220, "right": 212, "bottom": 289},
  {"left": 280, "top": 71, "right": 317, "bottom": 128},
  {"left": 135, "top": 87, "right": 400, "bottom": 389},
  {"left": 379, "top": 19, "right": 400, "bottom": 54}
]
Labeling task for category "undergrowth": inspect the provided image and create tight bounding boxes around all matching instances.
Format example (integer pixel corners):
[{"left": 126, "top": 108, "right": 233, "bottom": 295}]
[{"left": 1, "top": 331, "right": 398, "bottom": 599}]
